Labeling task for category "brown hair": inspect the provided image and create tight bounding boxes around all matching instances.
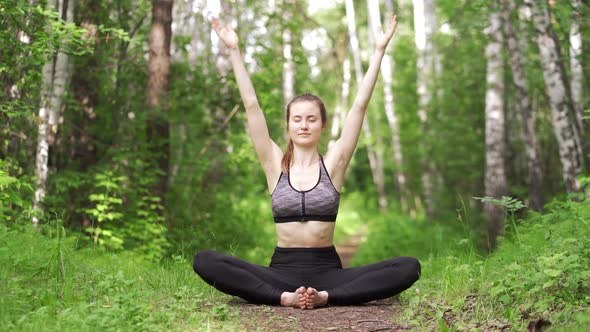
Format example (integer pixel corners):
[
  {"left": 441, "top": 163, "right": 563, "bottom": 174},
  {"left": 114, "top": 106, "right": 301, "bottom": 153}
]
[{"left": 281, "top": 93, "right": 327, "bottom": 173}]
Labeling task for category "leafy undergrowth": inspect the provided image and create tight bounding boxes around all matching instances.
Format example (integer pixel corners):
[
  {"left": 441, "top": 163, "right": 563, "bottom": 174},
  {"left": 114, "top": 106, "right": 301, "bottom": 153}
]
[
  {"left": 355, "top": 198, "right": 590, "bottom": 331},
  {"left": 0, "top": 190, "right": 373, "bottom": 332},
  {"left": 0, "top": 223, "right": 242, "bottom": 331}
]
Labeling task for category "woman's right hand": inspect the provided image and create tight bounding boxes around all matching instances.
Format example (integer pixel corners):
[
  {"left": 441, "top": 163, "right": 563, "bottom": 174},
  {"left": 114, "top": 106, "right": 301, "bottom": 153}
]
[{"left": 210, "top": 17, "right": 239, "bottom": 49}]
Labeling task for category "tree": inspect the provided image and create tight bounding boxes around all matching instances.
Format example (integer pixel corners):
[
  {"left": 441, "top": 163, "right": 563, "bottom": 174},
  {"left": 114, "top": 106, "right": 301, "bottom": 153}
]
[
  {"left": 282, "top": 0, "right": 295, "bottom": 107},
  {"left": 32, "top": 0, "right": 74, "bottom": 224},
  {"left": 569, "top": 0, "right": 583, "bottom": 131},
  {"left": 500, "top": 0, "right": 544, "bottom": 210},
  {"left": 368, "top": 0, "right": 407, "bottom": 211},
  {"left": 147, "top": 0, "right": 173, "bottom": 200},
  {"left": 329, "top": 56, "right": 351, "bottom": 150},
  {"left": 345, "top": 0, "right": 387, "bottom": 210},
  {"left": 484, "top": 2, "right": 507, "bottom": 249},
  {"left": 524, "top": 0, "right": 585, "bottom": 194},
  {"left": 412, "top": 0, "right": 439, "bottom": 218}
]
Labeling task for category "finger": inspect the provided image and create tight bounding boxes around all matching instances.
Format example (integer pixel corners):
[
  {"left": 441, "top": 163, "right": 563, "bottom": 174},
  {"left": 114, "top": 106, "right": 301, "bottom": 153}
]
[
  {"left": 390, "top": 15, "right": 398, "bottom": 32},
  {"left": 210, "top": 17, "right": 221, "bottom": 30}
]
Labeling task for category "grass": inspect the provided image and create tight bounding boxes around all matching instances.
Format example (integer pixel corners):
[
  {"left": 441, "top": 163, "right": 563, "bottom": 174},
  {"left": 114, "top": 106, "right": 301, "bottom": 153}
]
[
  {"left": 0, "top": 222, "right": 244, "bottom": 331},
  {"left": 354, "top": 197, "right": 590, "bottom": 331},
  {"left": 2, "top": 194, "right": 589, "bottom": 331},
  {"left": 0, "top": 192, "right": 368, "bottom": 332}
]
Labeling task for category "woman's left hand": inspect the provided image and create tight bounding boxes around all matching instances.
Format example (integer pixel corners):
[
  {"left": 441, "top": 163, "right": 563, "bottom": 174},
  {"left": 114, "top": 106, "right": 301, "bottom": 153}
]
[{"left": 375, "top": 13, "right": 398, "bottom": 51}]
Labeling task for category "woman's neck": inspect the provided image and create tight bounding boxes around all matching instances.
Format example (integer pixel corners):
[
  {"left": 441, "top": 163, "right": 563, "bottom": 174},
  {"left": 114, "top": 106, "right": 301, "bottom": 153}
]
[{"left": 292, "top": 147, "right": 319, "bottom": 168}]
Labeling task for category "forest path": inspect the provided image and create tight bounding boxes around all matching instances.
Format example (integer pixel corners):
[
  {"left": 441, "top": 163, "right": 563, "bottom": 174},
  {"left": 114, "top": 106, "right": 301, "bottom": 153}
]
[
  {"left": 235, "top": 226, "right": 410, "bottom": 331},
  {"left": 335, "top": 224, "right": 367, "bottom": 268}
]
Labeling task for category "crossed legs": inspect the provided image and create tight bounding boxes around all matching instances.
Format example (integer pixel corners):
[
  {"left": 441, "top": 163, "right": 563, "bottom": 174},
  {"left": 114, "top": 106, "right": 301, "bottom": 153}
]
[{"left": 193, "top": 250, "right": 420, "bottom": 309}]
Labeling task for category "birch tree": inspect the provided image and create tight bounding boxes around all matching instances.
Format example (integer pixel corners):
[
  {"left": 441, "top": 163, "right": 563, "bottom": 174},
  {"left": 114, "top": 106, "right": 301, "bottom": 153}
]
[
  {"left": 282, "top": 0, "right": 295, "bottom": 107},
  {"left": 412, "top": 0, "right": 438, "bottom": 218},
  {"left": 501, "top": 0, "right": 543, "bottom": 210},
  {"left": 524, "top": 0, "right": 584, "bottom": 193},
  {"left": 345, "top": 0, "right": 388, "bottom": 210},
  {"left": 147, "top": 0, "right": 173, "bottom": 197},
  {"left": 368, "top": 0, "right": 407, "bottom": 211},
  {"left": 569, "top": 0, "right": 583, "bottom": 131},
  {"left": 329, "top": 56, "right": 351, "bottom": 149},
  {"left": 344, "top": 0, "right": 386, "bottom": 209},
  {"left": 484, "top": 4, "right": 507, "bottom": 250},
  {"left": 32, "top": 0, "right": 74, "bottom": 224}
]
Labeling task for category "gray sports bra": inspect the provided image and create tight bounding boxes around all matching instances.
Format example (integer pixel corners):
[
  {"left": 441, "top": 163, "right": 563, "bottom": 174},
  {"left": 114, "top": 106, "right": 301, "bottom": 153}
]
[{"left": 271, "top": 156, "right": 340, "bottom": 223}]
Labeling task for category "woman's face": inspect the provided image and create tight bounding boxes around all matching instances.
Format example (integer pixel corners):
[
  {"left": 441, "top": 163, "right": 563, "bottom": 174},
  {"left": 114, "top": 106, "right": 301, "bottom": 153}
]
[{"left": 288, "top": 101, "right": 325, "bottom": 147}]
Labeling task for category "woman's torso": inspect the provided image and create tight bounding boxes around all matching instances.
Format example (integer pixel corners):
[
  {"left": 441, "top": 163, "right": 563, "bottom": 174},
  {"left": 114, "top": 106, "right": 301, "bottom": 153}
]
[{"left": 270, "top": 155, "right": 341, "bottom": 248}]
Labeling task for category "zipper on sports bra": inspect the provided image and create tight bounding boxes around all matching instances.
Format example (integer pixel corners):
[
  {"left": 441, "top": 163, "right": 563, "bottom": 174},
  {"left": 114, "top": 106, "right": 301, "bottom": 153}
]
[{"left": 301, "top": 192, "right": 306, "bottom": 221}]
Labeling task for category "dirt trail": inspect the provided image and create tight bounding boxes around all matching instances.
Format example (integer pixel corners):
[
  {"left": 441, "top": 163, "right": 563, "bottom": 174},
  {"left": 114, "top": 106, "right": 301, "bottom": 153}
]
[
  {"left": 235, "top": 226, "right": 410, "bottom": 331},
  {"left": 235, "top": 298, "right": 408, "bottom": 331},
  {"left": 335, "top": 225, "right": 367, "bottom": 267}
]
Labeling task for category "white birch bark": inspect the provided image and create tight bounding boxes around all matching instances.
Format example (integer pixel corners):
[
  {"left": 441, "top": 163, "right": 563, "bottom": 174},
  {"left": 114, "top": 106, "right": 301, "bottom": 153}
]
[
  {"left": 524, "top": 0, "right": 583, "bottom": 193},
  {"left": 368, "top": 0, "right": 407, "bottom": 211},
  {"left": 329, "top": 56, "right": 351, "bottom": 149},
  {"left": 282, "top": 0, "right": 295, "bottom": 107},
  {"left": 484, "top": 7, "right": 507, "bottom": 249},
  {"left": 412, "top": 0, "right": 437, "bottom": 218},
  {"left": 33, "top": 62, "right": 54, "bottom": 224},
  {"left": 569, "top": 0, "right": 583, "bottom": 132},
  {"left": 501, "top": 0, "right": 544, "bottom": 210},
  {"left": 48, "top": 0, "right": 73, "bottom": 144},
  {"left": 358, "top": 2, "right": 389, "bottom": 211},
  {"left": 347, "top": 0, "right": 387, "bottom": 211},
  {"left": 214, "top": 0, "right": 232, "bottom": 75},
  {"left": 32, "top": 0, "right": 73, "bottom": 224}
]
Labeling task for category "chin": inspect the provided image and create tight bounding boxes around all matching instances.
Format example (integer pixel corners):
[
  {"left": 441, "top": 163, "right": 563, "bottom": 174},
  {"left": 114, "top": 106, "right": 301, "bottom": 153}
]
[{"left": 294, "top": 140, "right": 319, "bottom": 148}]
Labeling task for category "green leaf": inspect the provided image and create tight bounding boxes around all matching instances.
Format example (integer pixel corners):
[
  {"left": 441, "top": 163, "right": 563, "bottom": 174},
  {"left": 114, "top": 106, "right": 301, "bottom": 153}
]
[{"left": 544, "top": 269, "right": 562, "bottom": 277}]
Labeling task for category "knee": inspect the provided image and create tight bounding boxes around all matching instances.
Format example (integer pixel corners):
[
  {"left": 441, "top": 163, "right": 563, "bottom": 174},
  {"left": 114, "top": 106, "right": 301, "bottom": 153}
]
[
  {"left": 395, "top": 256, "right": 421, "bottom": 284},
  {"left": 193, "top": 250, "right": 216, "bottom": 278},
  {"left": 402, "top": 256, "right": 421, "bottom": 282}
]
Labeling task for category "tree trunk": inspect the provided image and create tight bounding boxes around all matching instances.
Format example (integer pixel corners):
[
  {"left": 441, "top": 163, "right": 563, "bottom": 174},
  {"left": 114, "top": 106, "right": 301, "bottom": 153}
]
[
  {"left": 569, "top": 0, "right": 583, "bottom": 133},
  {"left": 201, "top": 0, "right": 233, "bottom": 190},
  {"left": 501, "top": 0, "right": 544, "bottom": 211},
  {"left": 484, "top": 5, "right": 507, "bottom": 250},
  {"left": 524, "top": 0, "right": 584, "bottom": 193},
  {"left": 368, "top": 0, "right": 407, "bottom": 211},
  {"left": 329, "top": 56, "right": 351, "bottom": 150},
  {"left": 412, "top": 0, "right": 437, "bottom": 218},
  {"left": 147, "top": 0, "right": 173, "bottom": 198},
  {"left": 32, "top": 0, "right": 73, "bottom": 224},
  {"left": 282, "top": 0, "right": 295, "bottom": 107},
  {"left": 347, "top": 0, "right": 387, "bottom": 211},
  {"left": 344, "top": 0, "right": 387, "bottom": 209}
]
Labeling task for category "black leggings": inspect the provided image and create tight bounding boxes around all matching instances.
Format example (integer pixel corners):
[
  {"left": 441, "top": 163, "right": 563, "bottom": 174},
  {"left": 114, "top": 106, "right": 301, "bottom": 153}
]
[{"left": 193, "top": 246, "right": 420, "bottom": 305}]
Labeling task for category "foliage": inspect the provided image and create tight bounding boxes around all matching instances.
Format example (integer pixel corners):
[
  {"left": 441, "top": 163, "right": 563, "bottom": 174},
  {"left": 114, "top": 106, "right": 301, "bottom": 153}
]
[
  {"left": 354, "top": 197, "right": 590, "bottom": 330},
  {"left": 81, "top": 151, "right": 170, "bottom": 259},
  {"left": 83, "top": 171, "right": 126, "bottom": 250},
  {"left": 0, "top": 159, "right": 33, "bottom": 224},
  {"left": 0, "top": 0, "right": 93, "bottom": 119},
  {"left": 2, "top": 0, "right": 590, "bottom": 329},
  {"left": 0, "top": 223, "right": 242, "bottom": 331}
]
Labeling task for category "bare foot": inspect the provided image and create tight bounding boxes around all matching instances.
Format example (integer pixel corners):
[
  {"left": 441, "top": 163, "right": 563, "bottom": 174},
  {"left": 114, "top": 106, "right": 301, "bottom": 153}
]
[
  {"left": 280, "top": 286, "right": 307, "bottom": 309},
  {"left": 304, "top": 287, "right": 328, "bottom": 309}
]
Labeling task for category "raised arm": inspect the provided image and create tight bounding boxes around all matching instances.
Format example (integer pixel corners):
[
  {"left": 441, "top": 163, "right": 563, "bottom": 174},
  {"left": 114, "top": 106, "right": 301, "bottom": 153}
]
[
  {"left": 326, "top": 14, "right": 397, "bottom": 184},
  {"left": 210, "top": 18, "right": 282, "bottom": 183}
]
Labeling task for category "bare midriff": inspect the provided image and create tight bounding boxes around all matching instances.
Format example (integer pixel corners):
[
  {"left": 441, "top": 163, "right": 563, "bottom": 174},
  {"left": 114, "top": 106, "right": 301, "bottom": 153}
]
[{"left": 276, "top": 221, "right": 335, "bottom": 247}]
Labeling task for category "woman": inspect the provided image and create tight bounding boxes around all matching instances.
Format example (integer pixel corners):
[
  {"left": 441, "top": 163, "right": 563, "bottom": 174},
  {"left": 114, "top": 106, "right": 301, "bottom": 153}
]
[{"left": 194, "top": 13, "right": 420, "bottom": 309}]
